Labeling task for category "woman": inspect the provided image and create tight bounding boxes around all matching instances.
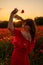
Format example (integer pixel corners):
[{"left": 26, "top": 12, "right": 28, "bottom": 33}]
[{"left": 8, "top": 8, "right": 36, "bottom": 65}]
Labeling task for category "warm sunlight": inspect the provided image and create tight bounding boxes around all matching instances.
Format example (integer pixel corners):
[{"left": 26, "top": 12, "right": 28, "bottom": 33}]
[
  {"left": 0, "top": 0, "right": 43, "bottom": 21},
  {"left": 13, "top": 18, "right": 21, "bottom": 23}
]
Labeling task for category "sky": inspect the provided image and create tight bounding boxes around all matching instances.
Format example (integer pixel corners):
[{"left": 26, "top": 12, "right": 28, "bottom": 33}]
[{"left": 0, "top": 0, "right": 43, "bottom": 21}]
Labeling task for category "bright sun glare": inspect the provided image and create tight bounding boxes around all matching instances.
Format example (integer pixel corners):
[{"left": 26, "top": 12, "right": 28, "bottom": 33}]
[{"left": 13, "top": 18, "right": 21, "bottom": 23}]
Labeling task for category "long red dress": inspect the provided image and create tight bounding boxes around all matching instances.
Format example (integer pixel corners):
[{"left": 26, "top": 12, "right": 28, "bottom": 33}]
[{"left": 10, "top": 29, "right": 36, "bottom": 65}]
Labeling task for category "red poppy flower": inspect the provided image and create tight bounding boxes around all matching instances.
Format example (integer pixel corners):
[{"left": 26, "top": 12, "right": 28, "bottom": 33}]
[{"left": 21, "top": 10, "right": 24, "bottom": 13}]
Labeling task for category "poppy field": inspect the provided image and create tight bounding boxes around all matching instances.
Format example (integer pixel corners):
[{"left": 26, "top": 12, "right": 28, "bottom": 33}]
[{"left": 0, "top": 26, "right": 43, "bottom": 65}]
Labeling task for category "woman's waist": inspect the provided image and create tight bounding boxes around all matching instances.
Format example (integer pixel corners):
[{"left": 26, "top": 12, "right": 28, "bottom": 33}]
[{"left": 14, "top": 47, "right": 28, "bottom": 54}]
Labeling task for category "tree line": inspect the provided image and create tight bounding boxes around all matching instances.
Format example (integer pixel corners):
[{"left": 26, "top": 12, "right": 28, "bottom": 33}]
[{"left": 0, "top": 17, "right": 43, "bottom": 28}]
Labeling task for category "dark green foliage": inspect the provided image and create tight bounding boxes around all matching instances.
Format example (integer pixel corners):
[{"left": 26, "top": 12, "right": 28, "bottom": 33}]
[
  {"left": 0, "top": 21, "right": 8, "bottom": 28},
  {"left": 0, "top": 40, "right": 14, "bottom": 65},
  {"left": 0, "top": 21, "right": 22, "bottom": 28},
  {"left": 29, "top": 37, "right": 43, "bottom": 65},
  {"left": 34, "top": 17, "right": 43, "bottom": 25}
]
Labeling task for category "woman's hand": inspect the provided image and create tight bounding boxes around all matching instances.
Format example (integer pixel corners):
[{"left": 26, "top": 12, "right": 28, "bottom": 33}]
[
  {"left": 14, "top": 14, "right": 23, "bottom": 21},
  {"left": 10, "top": 8, "right": 24, "bottom": 21},
  {"left": 8, "top": 8, "right": 18, "bottom": 32},
  {"left": 11, "top": 8, "right": 18, "bottom": 16}
]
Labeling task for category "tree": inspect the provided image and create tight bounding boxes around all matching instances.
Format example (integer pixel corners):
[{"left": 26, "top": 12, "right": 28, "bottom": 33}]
[
  {"left": 0, "top": 21, "right": 8, "bottom": 28},
  {"left": 34, "top": 17, "right": 43, "bottom": 25}
]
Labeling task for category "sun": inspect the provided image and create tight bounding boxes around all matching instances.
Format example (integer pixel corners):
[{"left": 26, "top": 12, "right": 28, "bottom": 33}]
[{"left": 13, "top": 18, "right": 21, "bottom": 23}]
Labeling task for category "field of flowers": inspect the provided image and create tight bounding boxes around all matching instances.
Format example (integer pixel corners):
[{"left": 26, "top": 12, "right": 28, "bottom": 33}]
[
  {"left": 0, "top": 26, "right": 43, "bottom": 41},
  {"left": 0, "top": 26, "right": 43, "bottom": 65},
  {"left": 36, "top": 26, "right": 43, "bottom": 39}
]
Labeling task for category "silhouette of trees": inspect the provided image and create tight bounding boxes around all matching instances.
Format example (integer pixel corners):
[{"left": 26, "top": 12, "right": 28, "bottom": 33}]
[
  {"left": 0, "top": 17, "right": 43, "bottom": 28},
  {"left": 34, "top": 17, "right": 43, "bottom": 25},
  {"left": 0, "top": 21, "right": 8, "bottom": 28},
  {"left": 0, "top": 21, "right": 22, "bottom": 28}
]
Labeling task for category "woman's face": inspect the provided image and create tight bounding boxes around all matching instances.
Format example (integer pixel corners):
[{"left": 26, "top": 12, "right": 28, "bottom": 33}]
[{"left": 22, "top": 23, "right": 30, "bottom": 32}]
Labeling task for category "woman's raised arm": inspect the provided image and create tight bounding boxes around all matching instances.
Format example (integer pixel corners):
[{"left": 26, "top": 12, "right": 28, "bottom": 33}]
[{"left": 8, "top": 8, "right": 18, "bottom": 32}]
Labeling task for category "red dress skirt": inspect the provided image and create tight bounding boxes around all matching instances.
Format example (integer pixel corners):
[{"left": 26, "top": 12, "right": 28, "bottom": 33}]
[{"left": 10, "top": 29, "right": 36, "bottom": 65}]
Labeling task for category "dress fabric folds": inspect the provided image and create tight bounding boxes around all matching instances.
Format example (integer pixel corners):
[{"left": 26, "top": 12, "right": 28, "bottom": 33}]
[{"left": 10, "top": 29, "right": 36, "bottom": 65}]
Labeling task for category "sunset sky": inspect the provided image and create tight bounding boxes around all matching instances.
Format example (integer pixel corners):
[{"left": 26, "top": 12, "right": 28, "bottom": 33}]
[{"left": 0, "top": 0, "right": 43, "bottom": 21}]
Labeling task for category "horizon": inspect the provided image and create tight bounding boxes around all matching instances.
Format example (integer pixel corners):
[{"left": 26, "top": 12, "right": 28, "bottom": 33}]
[{"left": 0, "top": 0, "right": 43, "bottom": 21}]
